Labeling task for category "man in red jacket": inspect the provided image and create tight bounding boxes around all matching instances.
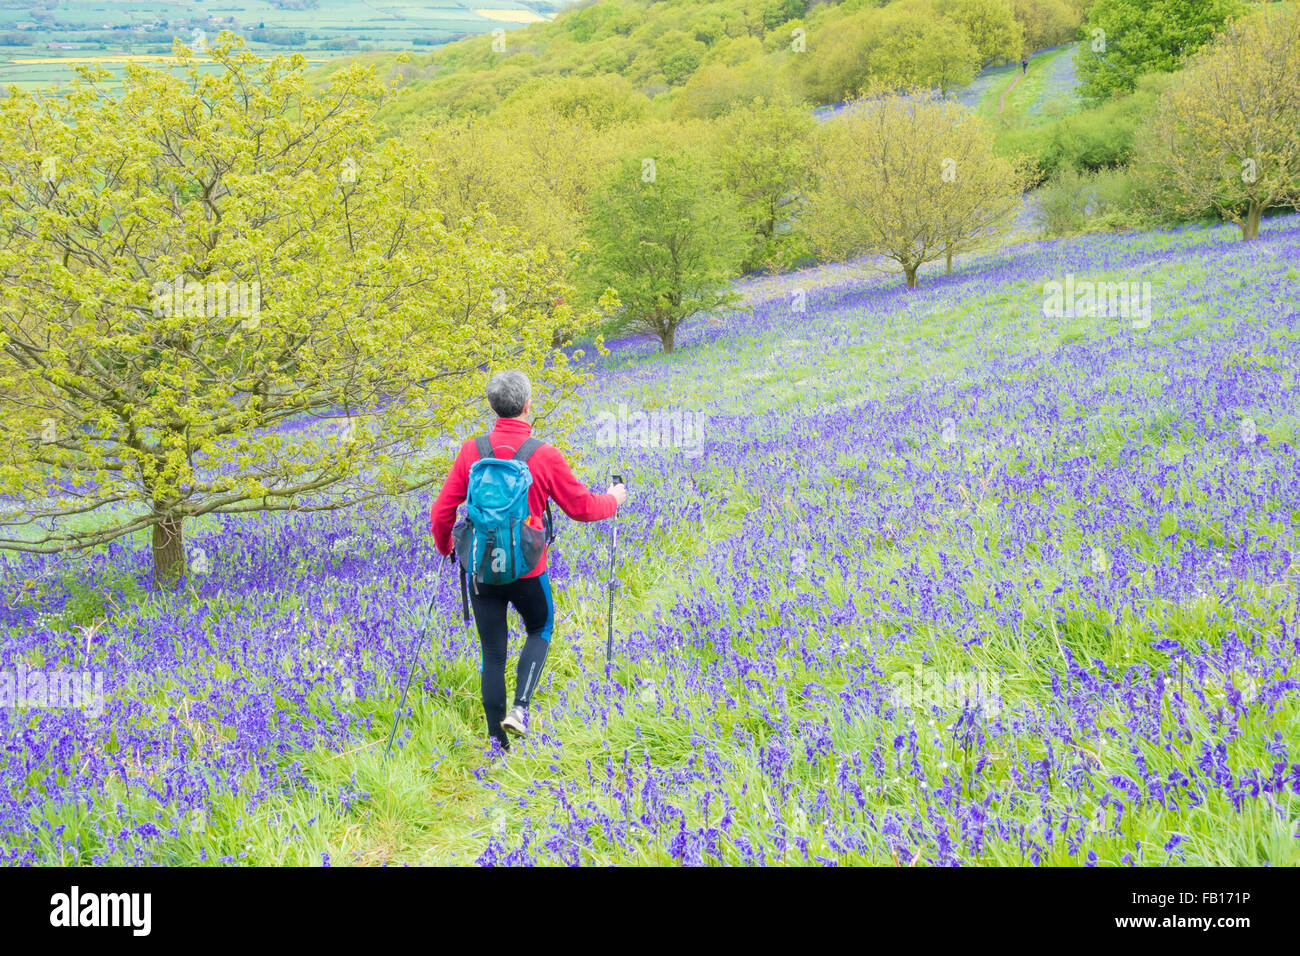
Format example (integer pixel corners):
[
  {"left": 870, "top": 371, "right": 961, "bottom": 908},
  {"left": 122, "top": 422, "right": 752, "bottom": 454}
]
[{"left": 430, "top": 370, "right": 626, "bottom": 753}]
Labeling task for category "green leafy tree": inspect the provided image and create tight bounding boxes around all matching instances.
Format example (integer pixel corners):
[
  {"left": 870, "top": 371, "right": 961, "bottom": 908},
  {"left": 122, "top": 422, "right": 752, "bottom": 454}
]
[
  {"left": 1078, "top": 0, "right": 1241, "bottom": 101},
  {"left": 497, "top": 73, "right": 651, "bottom": 129},
  {"left": 940, "top": 0, "right": 1024, "bottom": 66},
  {"left": 797, "top": 7, "right": 882, "bottom": 103},
  {"left": 807, "top": 87, "right": 1022, "bottom": 286},
  {"left": 798, "top": 1, "right": 985, "bottom": 103},
  {"left": 675, "top": 58, "right": 780, "bottom": 118},
  {"left": 724, "top": 0, "right": 770, "bottom": 40},
  {"left": 1135, "top": 5, "right": 1300, "bottom": 240},
  {"left": 711, "top": 97, "right": 817, "bottom": 271},
  {"left": 418, "top": 91, "right": 639, "bottom": 344},
  {"left": 762, "top": 0, "right": 808, "bottom": 31},
  {"left": 0, "top": 37, "right": 586, "bottom": 585},
  {"left": 656, "top": 30, "right": 708, "bottom": 85},
  {"left": 1008, "top": 0, "right": 1084, "bottom": 52},
  {"left": 578, "top": 149, "right": 747, "bottom": 353},
  {"left": 872, "top": 1, "right": 982, "bottom": 94}
]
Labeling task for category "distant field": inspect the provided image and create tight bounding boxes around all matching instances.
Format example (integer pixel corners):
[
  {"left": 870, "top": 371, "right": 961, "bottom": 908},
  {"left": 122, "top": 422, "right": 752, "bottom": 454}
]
[
  {"left": 0, "top": 0, "right": 558, "bottom": 90},
  {"left": 473, "top": 7, "right": 550, "bottom": 22}
]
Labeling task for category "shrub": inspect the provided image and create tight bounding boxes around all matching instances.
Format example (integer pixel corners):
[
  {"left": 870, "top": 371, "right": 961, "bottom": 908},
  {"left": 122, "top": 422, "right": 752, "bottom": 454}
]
[
  {"left": 1035, "top": 165, "right": 1148, "bottom": 237},
  {"left": 1000, "top": 73, "right": 1170, "bottom": 180}
]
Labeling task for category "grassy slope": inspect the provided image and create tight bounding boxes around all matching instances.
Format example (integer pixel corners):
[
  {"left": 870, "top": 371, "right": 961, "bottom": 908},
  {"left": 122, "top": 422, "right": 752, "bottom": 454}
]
[
  {"left": 369, "top": 220, "right": 1300, "bottom": 866},
  {"left": 978, "top": 44, "right": 1079, "bottom": 124},
  {"left": 295, "top": 218, "right": 1300, "bottom": 866},
  {"left": 14, "top": 214, "right": 1297, "bottom": 866}
]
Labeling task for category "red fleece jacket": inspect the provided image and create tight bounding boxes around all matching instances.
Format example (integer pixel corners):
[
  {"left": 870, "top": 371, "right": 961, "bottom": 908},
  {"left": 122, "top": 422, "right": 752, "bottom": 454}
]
[{"left": 429, "top": 417, "right": 618, "bottom": 578}]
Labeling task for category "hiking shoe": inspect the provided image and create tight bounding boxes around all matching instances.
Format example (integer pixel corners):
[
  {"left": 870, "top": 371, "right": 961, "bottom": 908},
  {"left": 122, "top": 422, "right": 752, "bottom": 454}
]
[{"left": 501, "top": 705, "right": 527, "bottom": 737}]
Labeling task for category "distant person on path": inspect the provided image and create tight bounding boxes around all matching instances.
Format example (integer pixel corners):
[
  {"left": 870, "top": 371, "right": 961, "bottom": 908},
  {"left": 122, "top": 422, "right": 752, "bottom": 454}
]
[
  {"left": 1021, "top": 55, "right": 1029, "bottom": 73},
  {"left": 430, "top": 370, "right": 626, "bottom": 754}
]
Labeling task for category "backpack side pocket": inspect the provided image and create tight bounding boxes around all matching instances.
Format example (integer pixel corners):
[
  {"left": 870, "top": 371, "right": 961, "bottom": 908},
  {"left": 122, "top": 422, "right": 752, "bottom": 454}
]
[{"left": 519, "top": 522, "right": 548, "bottom": 574}]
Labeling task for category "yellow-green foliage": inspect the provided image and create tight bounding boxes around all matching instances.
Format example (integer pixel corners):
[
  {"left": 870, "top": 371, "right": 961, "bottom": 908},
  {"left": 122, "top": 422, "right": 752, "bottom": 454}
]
[
  {"left": 807, "top": 86, "right": 1024, "bottom": 285},
  {"left": 1008, "top": 0, "right": 1085, "bottom": 51},
  {"left": 938, "top": 0, "right": 1024, "bottom": 65},
  {"left": 709, "top": 97, "right": 817, "bottom": 271},
  {"left": 1134, "top": 4, "right": 1300, "bottom": 240},
  {"left": 333, "top": 0, "right": 1080, "bottom": 122},
  {"left": 577, "top": 147, "right": 748, "bottom": 353},
  {"left": 799, "top": 0, "right": 986, "bottom": 102},
  {"left": 0, "top": 35, "right": 591, "bottom": 581}
]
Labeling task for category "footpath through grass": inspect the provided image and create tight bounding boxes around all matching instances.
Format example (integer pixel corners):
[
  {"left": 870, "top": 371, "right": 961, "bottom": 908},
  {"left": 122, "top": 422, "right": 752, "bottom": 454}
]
[{"left": 3, "top": 216, "right": 1300, "bottom": 865}]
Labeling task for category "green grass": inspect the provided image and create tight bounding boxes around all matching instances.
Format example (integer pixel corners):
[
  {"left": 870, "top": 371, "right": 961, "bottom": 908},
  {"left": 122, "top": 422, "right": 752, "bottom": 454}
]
[{"left": 8, "top": 215, "right": 1300, "bottom": 866}]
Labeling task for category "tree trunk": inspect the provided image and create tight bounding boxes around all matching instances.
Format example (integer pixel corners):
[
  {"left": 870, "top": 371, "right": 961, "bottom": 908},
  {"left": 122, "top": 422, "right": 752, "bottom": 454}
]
[
  {"left": 661, "top": 325, "right": 675, "bottom": 353},
  {"left": 1241, "top": 202, "right": 1262, "bottom": 240},
  {"left": 152, "top": 510, "right": 186, "bottom": 588},
  {"left": 904, "top": 265, "right": 918, "bottom": 288},
  {"left": 945, "top": 249, "right": 953, "bottom": 274}
]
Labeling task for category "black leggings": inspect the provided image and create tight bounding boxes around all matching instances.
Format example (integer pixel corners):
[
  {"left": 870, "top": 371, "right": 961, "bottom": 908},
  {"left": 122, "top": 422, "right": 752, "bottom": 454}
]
[{"left": 468, "top": 572, "right": 554, "bottom": 749}]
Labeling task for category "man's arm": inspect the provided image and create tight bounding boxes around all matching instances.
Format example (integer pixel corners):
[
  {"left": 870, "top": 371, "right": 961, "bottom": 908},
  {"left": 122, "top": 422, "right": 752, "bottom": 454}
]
[
  {"left": 539, "top": 446, "right": 619, "bottom": 522},
  {"left": 430, "top": 443, "right": 473, "bottom": 554}
]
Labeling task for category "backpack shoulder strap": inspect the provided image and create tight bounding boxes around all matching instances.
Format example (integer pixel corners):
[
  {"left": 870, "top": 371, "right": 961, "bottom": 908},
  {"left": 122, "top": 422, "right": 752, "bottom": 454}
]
[
  {"left": 513, "top": 437, "right": 545, "bottom": 464},
  {"left": 512, "top": 437, "right": 555, "bottom": 541},
  {"left": 474, "top": 435, "right": 495, "bottom": 461}
]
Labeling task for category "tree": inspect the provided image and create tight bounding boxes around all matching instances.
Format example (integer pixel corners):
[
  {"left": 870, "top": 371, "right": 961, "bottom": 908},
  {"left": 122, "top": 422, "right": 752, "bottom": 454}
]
[
  {"left": 0, "top": 36, "right": 585, "bottom": 585},
  {"left": 1078, "top": 0, "right": 1241, "bottom": 101},
  {"left": 940, "top": 0, "right": 1024, "bottom": 66},
  {"left": 655, "top": 30, "right": 707, "bottom": 85},
  {"left": 1134, "top": 6, "right": 1300, "bottom": 240},
  {"left": 798, "top": 1, "right": 984, "bottom": 104},
  {"left": 711, "top": 97, "right": 817, "bottom": 272},
  {"left": 797, "top": 8, "right": 882, "bottom": 103},
  {"left": 418, "top": 92, "right": 635, "bottom": 344},
  {"left": 497, "top": 73, "right": 650, "bottom": 130},
  {"left": 577, "top": 149, "right": 747, "bottom": 353},
  {"left": 871, "top": 1, "right": 982, "bottom": 95},
  {"left": 1008, "top": 0, "right": 1084, "bottom": 53},
  {"left": 936, "top": 144, "right": 1028, "bottom": 273},
  {"left": 724, "top": 0, "right": 770, "bottom": 40},
  {"left": 762, "top": 0, "right": 807, "bottom": 31},
  {"left": 806, "top": 87, "right": 1022, "bottom": 287},
  {"left": 675, "top": 59, "right": 781, "bottom": 119}
]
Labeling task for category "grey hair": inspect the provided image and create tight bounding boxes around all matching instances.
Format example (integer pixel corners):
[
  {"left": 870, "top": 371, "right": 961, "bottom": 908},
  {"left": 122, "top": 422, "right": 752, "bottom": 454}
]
[{"left": 485, "top": 370, "right": 531, "bottom": 418}]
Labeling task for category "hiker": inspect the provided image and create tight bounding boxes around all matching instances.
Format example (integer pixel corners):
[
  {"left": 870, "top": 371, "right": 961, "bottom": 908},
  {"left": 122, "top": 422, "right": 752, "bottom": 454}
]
[
  {"left": 1020, "top": 55, "right": 1029, "bottom": 73},
  {"left": 430, "top": 370, "right": 626, "bottom": 753}
]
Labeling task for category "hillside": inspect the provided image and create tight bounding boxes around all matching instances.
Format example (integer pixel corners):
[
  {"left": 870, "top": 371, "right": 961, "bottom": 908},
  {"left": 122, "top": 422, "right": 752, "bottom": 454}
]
[
  {"left": 3, "top": 212, "right": 1297, "bottom": 865},
  {"left": 321, "top": 0, "right": 1086, "bottom": 127}
]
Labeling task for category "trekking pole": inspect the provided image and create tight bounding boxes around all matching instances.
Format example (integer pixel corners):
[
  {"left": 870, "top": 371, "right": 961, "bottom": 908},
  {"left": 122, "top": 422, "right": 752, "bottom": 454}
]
[
  {"left": 605, "top": 472, "right": 624, "bottom": 667},
  {"left": 383, "top": 553, "right": 450, "bottom": 765}
]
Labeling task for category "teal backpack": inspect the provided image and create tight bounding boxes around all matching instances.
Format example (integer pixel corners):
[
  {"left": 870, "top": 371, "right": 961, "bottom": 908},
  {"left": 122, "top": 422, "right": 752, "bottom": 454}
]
[{"left": 452, "top": 436, "right": 554, "bottom": 596}]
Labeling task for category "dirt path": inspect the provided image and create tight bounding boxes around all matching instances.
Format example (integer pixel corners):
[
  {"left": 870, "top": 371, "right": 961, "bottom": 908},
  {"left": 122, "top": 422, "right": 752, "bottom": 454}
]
[{"left": 999, "top": 68, "right": 1026, "bottom": 113}]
